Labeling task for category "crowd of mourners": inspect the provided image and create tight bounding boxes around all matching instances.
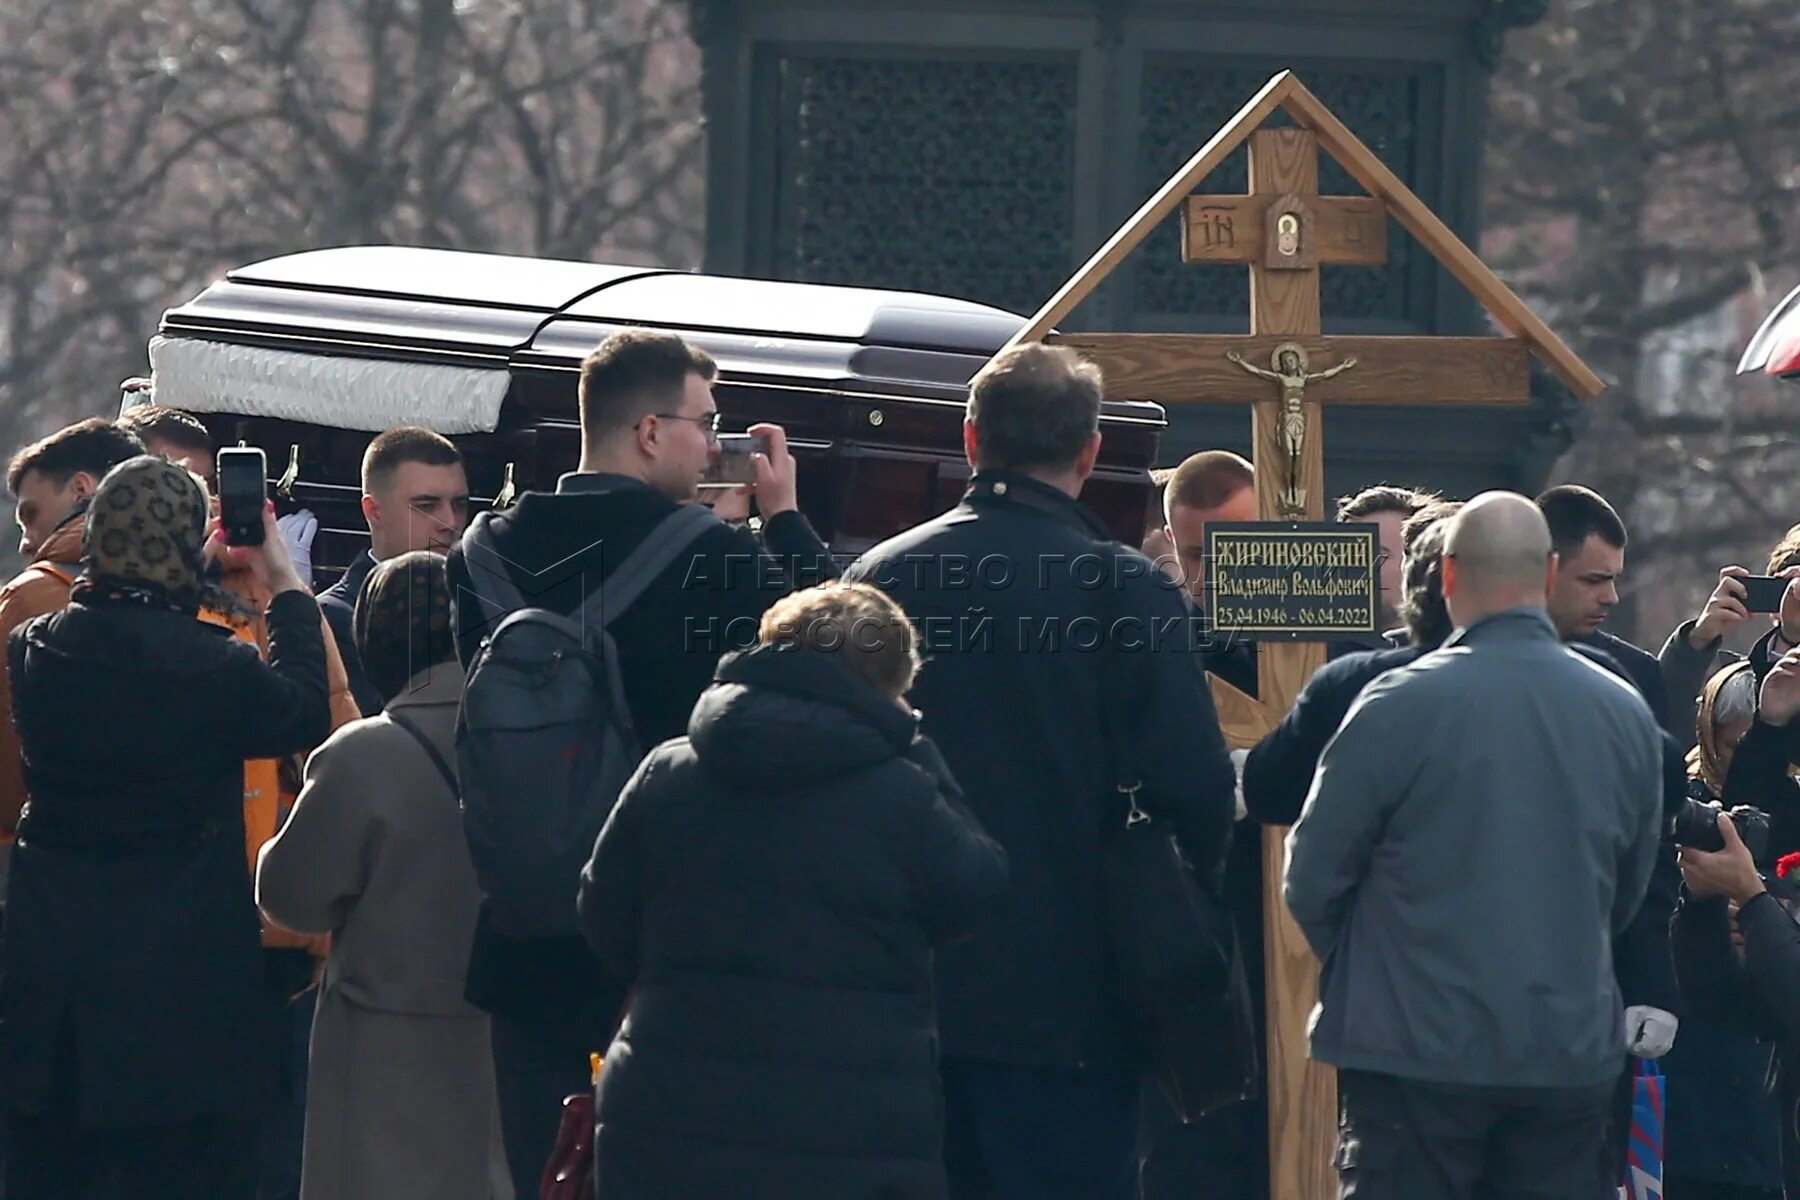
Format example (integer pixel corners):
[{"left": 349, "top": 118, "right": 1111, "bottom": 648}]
[{"left": 0, "top": 328, "right": 1793, "bottom": 1200}]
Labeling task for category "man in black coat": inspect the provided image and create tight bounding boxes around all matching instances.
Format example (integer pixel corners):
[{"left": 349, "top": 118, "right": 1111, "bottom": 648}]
[
  {"left": 844, "top": 343, "right": 1237, "bottom": 1200},
  {"left": 1536, "top": 483, "right": 1685, "bottom": 1184},
  {"left": 318, "top": 427, "right": 471, "bottom": 717},
  {"left": 445, "top": 329, "right": 832, "bottom": 1200}
]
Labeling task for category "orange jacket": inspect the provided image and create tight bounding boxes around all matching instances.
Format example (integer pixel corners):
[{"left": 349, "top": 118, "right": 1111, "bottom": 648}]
[
  {"left": 209, "top": 568, "right": 361, "bottom": 955},
  {"left": 0, "top": 519, "right": 86, "bottom": 839}
]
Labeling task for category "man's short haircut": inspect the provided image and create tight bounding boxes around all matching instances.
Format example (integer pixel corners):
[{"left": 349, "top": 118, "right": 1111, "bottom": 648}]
[
  {"left": 116, "top": 405, "right": 212, "bottom": 456},
  {"left": 361, "top": 426, "right": 464, "bottom": 495},
  {"left": 1165, "top": 450, "right": 1254, "bottom": 521},
  {"left": 758, "top": 582, "right": 921, "bottom": 700},
  {"left": 7, "top": 418, "right": 145, "bottom": 495},
  {"left": 1535, "top": 484, "right": 1627, "bottom": 558},
  {"left": 1399, "top": 514, "right": 1457, "bottom": 647},
  {"left": 579, "top": 328, "right": 719, "bottom": 442},
  {"left": 1767, "top": 524, "right": 1800, "bottom": 575},
  {"left": 1401, "top": 499, "right": 1464, "bottom": 556},
  {"left": 1337, "top": 483, "right": 1441, "bottom": 524},
  {"left": 966, "top": 343, "right": 1103, "bottom": 472}
]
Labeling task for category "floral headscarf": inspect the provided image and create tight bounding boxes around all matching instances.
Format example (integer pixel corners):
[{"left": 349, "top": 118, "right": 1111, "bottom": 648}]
[
  {"left": 353, "top": 550, "right": 456, "bottom": 707},
  {"left": 77, "top": 454, "right": 211, "bottom": 613}
]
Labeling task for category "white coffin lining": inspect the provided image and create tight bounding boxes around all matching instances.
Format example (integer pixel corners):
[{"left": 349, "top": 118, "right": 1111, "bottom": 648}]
[{"left": 147, "top": 335, "right": 510, "bottom": 434}]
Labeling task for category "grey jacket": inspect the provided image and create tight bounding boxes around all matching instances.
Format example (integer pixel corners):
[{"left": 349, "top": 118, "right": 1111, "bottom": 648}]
[{"left": 1284, "top": 606, "right": 1664, "bottom": 1089}]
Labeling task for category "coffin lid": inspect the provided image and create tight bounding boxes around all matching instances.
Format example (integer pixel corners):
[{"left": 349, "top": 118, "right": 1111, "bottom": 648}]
[{"left": 157, "top": 246, "right": 1165, "bottom": 429}]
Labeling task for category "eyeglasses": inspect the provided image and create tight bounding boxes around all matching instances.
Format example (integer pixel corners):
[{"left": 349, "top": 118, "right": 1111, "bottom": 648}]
[{"left": 651, "top": 411, "right": 722, "bottom": 441}]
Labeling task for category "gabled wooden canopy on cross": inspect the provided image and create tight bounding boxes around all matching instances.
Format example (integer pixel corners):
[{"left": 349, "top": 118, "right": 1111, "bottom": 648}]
[{"left": 998, "top": 70, "right": 1606, "bottom": 1200}]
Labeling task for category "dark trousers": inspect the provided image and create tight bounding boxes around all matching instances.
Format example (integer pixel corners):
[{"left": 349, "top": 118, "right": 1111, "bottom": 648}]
[
  {"left": 1137, "top": 821, "right": 1270, "bottom": 1200},
  {"left": 256, "top": 978, "right": 316, "bottom": 1200},
  {"left": 1335, "top": 1069, "right": 1614, "bottom": 1200},
  {"left": 942, "top": 1057, "right": 1138, "bottom": 1200},
  {"left": 491, "top": 1013, "right": 594, "bottom": 1200},
  {"left": 6, "top": 1107, "right": 258, "bottom": 1200},
  {"left": 1139, "top": 1087, "right": 1266, "bottom": 1200},
  {"left": 1664, "top": 1182, "right": 1783, "bottom": 1200}
]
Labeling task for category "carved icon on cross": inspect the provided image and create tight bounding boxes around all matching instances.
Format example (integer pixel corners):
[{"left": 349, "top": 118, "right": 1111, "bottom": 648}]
[{"left": 1225, "top": 343, "right": 1359, "bottom": 517}]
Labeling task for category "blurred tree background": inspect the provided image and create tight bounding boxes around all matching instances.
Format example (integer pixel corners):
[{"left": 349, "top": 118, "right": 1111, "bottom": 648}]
[
  {"left": 0, "top": 0, "right": 704, "bottom": 476},
  {"left": 1482, "top": 0, "right": 1800, "bottom": 649},
  {"left": 2, "top": 0, "right": 1798, "bottom": 656}
]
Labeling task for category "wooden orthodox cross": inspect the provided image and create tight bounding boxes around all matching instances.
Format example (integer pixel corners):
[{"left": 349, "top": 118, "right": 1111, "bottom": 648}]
[{"left": 998, "top": 72, "right": 1605, "bottom": 1200}]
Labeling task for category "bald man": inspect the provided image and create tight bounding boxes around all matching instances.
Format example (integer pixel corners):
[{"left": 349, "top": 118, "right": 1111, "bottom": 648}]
[{"left": 1284, "top": 492, "right": 1664, "bottom": 1200}]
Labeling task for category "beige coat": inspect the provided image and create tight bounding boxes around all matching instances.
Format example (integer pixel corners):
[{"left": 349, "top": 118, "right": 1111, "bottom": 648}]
[{"left": 256, "top": 665, "right": 510, "bottom": 1200}]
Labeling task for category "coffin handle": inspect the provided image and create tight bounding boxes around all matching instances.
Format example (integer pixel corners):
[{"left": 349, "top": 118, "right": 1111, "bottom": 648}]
[
  {"left": 493, "top": 462, "right": 517, "bottom": 510},
  {"left": 276, "top": 444, "right": 301, "bottom": 499}
]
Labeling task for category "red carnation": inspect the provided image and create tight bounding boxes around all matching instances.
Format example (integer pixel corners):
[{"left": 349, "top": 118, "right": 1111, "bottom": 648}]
[{"left": 1776, "top": 852, "right": 1800, "bottom": 880}]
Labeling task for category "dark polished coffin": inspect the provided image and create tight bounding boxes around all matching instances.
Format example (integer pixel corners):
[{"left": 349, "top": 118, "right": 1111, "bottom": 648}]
[{"left": 148, "top": 247, "right": 1166, "bottom": 583}]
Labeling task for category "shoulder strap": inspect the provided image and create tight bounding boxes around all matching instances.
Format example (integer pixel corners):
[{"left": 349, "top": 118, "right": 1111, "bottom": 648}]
[
  {"left": 574, "top": 503, "right": 720, "bottom": 634},
  {"left": 1096, "top": 551, "right": 1148, "bottom": 819},
  {"left": 387, "top": 710, "right": 459, "bottom": 797},
  {"left": 459, "top": 510, "right": 529, "bottom": 618}
]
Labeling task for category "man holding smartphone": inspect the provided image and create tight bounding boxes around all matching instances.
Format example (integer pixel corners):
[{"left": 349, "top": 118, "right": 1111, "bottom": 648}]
[
  {"left": 1660, "top": 530, "right": 1800, "bottom": 753},
  {"left": 445, "top": 328, "right": 833, "bottom": 1200}
]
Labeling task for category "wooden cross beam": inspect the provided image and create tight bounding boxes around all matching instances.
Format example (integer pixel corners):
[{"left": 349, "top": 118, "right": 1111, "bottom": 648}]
[{"left": 997, "top": 70, "right": 1606, "bottom": 1200}]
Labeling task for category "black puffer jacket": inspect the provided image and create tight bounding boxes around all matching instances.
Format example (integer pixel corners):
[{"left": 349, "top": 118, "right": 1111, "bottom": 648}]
[{"left": 577, "top": 643, "right": 1008, "bottom": 1200}]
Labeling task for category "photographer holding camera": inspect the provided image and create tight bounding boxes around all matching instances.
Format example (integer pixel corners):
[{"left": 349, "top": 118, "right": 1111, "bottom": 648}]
[
  {"left": 1660, "top": 662, "right": 1785, "bottom": 1199},
  {"left": 1668, "top": 569, "right": 1800, "bottom": 1199},
  {"left": 1674, "top": 803, "right": 1800, "bottom": 1199}
]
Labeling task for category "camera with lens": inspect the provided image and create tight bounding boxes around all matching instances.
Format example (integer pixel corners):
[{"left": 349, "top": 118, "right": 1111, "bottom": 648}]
[{"left": 1669, "top": 797, "right": 1774, "bottom": 871}]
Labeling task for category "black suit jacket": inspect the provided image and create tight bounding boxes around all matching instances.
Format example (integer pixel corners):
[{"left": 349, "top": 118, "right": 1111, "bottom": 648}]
[
  {"left": 1582, "top": 628, "right": 1672, "bottom": 732},
  {"left": 1242, "top": 643, "right": 1431, "bottom": 827},
  {"left": 318, "top": 550, "right": 381, "bottom": 717},
  {"left": 1580, "top": 629, "right": 1685, "bottom": 1014}
]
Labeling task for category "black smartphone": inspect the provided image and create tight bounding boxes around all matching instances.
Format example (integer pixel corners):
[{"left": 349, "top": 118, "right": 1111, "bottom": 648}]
[
  {"left": 1741, "top": 574, "right": 1789, "bottom": 613},
  {"left": 216, "top": 446, "right": 268, "bottom": 547},
  {"left": 698, "top": 432, "right": 771, "bottom": 490}
]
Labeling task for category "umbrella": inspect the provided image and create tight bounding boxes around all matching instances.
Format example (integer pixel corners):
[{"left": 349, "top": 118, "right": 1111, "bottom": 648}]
[{"left": 1738, "top": 282, "right": 1800, "bottom": 379}]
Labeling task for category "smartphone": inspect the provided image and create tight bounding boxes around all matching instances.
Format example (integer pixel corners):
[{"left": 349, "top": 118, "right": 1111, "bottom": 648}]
[
  {"left": 216, "top": 446, "right": 268, "bottom": 546},
  {"left": 698, "top": 432, "right": 770, "bottom": 490},
  {"left": 1741, "top": 574, "right": 1790, "bottom": 613}
]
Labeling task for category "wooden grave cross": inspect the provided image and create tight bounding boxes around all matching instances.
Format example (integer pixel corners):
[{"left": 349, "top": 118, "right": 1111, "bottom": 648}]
[{"left": 996, "top": 71, "right": 1606, "bottom": 1200}]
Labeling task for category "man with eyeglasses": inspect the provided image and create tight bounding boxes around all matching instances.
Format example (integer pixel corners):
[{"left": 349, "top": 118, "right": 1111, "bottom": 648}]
[{"left": 445, "top": 327, "right": 833, "bottom": 1200}]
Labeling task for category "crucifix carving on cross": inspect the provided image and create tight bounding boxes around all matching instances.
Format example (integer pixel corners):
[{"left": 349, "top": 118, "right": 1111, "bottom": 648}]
[
  {"left": 994, "top": 72, "right": 1606, "bottom": 1200},
  {"left": 1225, "top": 344, "right": 1359, "bottom": 516}
]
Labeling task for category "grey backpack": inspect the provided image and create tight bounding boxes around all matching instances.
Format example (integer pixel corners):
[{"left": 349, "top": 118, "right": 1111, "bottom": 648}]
[{"left": 455, "top": 503, "right": 717, "bottom": 938}]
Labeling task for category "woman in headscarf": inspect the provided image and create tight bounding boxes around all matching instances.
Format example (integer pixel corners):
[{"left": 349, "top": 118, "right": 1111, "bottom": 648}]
[
  {"left": 0, "top": 455, "right": 329, "bottom": 1199},
  {"left": 257, "top": 552, "right": 508, "bottom": 1200},
  {"left": 1665, "top": 660, "right": 1786, "bottom": 1200},
  {"left": 1690, "top": 661, "right": 1759, "bottom": 804}
]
